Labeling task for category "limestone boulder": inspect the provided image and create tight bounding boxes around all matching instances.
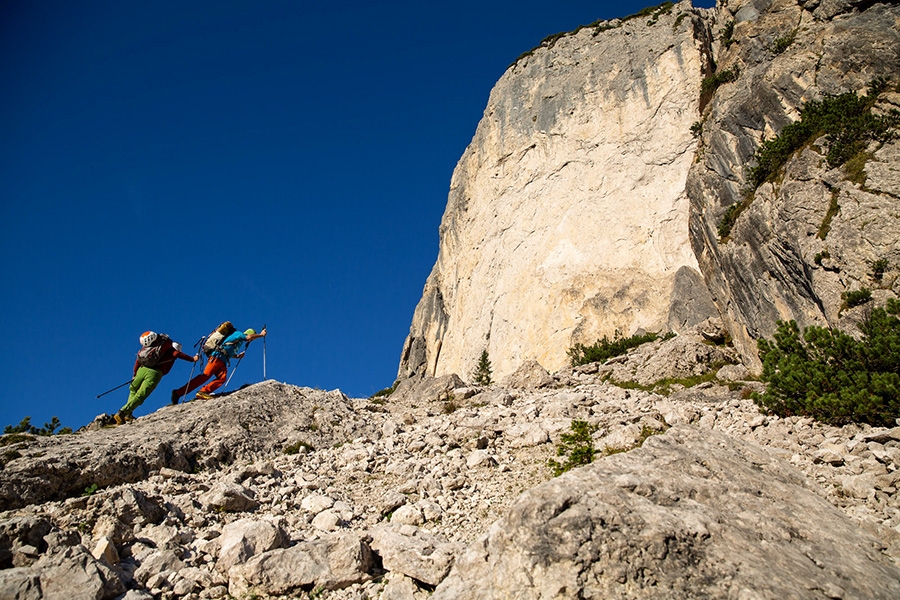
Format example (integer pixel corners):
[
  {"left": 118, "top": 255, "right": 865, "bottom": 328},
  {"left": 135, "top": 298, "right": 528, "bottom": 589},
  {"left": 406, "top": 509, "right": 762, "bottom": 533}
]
[
  {"left": 370, "top": 523, "right": 463, "bottom": 587},
  {"left": 0, "top": 516, "right": 51, "bottom": 568},
  {"left": 502, "top": 361, "right": 554, "bottom": 390},
  {"left": 31, "top": 544, "right": 126, "bottom": 600},
  {"left": 199, "top": 482, "right": 258, "bottom": 513},
  {"left": 601, "top": 322, "right": 737, "bottom": 386},
  {"left": 391, "top": 374, "right": 467, "bottom": 404},
  {"left": 0, "top": 567, "right": 41, "bottom": 600},
  {"left": 227, "top": 531, "right": 375, "bottom": 596},
  {"left": 380, "top": 572, "right": 429, "bottom": 600},
  {"left": 215, "top": 517, "right": 289, "bottom": 573}
]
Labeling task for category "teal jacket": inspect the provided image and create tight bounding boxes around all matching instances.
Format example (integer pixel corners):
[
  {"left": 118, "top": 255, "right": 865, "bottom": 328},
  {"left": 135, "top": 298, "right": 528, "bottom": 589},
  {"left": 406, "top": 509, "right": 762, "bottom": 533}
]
[{"left": 211, "top": 331, "right": 248, "bottom": 364}]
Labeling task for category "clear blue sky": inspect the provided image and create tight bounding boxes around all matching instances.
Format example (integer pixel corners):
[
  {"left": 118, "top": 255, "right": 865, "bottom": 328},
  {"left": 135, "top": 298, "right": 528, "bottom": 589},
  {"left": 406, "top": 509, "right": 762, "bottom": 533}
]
[{"left": 1, "top": 0, "right": 716, "bottom": 431}]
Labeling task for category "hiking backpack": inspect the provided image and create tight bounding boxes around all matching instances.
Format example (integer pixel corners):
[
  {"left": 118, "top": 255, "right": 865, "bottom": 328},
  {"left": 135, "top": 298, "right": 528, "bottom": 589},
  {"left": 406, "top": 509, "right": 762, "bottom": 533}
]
[
  {"left": 202, "top": 321, "right": 236, "bottom": 356},
  {"left": 136, "top": 333, "right": 172, "bottom": 368}
]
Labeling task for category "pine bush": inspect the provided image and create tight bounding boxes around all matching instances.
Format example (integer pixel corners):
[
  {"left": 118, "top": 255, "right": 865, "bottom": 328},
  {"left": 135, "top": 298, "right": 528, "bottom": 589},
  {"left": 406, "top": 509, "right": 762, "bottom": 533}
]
[
  {"left": 749, "top": 79, "right": 899, "bottom": 189},
  {"left": 3, "top": 416, "right": 71, "bottom": 436},
  {"left": 754, "top": 299, "right": 900, "bottom": 426},
  {"left": 473, "top": 350, "right": 493, "bottom": 386},
  {"left": 568, "top": 330, "right": 671, "bottom": 367},
  {"left": 548, "top": 419, "right": 597, "bottom": 476}
]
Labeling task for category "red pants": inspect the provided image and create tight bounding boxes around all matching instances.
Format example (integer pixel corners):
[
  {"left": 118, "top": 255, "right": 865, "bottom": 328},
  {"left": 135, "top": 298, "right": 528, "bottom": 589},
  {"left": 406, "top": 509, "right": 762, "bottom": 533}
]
[{"left": 172, "top": 357, "right": 227, "bottom": 397}]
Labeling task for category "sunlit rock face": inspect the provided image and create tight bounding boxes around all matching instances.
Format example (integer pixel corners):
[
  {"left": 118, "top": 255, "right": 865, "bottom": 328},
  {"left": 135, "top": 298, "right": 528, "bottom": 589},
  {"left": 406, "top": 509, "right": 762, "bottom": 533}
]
[
  {"left": 401, "top": 0, "right": 900, "bottom": 383},
  {"left": 400, "top": 2, "right": 718, "bottom": 382}
]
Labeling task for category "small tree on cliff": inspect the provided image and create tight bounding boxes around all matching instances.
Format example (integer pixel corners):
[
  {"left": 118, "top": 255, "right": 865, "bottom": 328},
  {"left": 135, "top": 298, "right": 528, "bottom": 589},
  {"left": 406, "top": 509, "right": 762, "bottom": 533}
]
[{"left": 473, "top": 350, "right": 493, "bottom": 386}]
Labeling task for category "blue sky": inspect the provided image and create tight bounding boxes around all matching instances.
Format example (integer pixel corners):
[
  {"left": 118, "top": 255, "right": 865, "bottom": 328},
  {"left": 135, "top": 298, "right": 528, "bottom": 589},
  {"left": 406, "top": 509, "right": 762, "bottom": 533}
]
[{"left": 0, "top": 0, "right": 716, "bottom": 431}]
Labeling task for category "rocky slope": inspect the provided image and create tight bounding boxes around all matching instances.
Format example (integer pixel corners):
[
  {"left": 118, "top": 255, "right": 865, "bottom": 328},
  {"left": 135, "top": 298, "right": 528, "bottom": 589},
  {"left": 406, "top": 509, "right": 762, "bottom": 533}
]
[
  {"left": 4, "top": 1, "right": 900, "bottom": 598},
  {"left": 400, "top": 0, "right": 900, "bottom": 382},
  {"left": 2, "top": 326, "right": 900, "bottom": 598}
]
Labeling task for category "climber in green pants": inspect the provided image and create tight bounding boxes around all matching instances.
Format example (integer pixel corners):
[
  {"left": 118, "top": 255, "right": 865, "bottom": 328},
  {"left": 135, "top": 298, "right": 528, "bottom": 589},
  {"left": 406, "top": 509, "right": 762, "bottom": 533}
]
[{"left": 114, "top": 331, "right": 197, "bottom": 424}]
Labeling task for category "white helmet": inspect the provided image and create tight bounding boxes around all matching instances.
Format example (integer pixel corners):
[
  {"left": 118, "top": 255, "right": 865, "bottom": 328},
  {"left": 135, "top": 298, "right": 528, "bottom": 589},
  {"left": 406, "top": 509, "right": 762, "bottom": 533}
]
[{"left": 140, "top": 331, "right": 158, "bottom": 347}]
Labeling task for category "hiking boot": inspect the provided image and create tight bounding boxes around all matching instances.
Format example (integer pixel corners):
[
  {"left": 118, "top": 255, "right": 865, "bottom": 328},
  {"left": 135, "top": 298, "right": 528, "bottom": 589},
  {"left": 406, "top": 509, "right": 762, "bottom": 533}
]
[
  {"left": 195, "top": 392, "right": 213, "bottom": 400},
  {"left": 171, "top": 390, "right": 180, "bottom": 405},
  {"left": 113, "top": 412, "right": 124, "bottom": 426},
  {"left": 124, "top": 414, "right": 135, "bottom": 423}
]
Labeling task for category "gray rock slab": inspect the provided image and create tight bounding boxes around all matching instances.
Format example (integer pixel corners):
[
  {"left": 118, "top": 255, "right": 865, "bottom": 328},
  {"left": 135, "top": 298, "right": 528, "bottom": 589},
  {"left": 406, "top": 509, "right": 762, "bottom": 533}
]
[
  {"left": 502, "top": 361, "right": 554, "bottom": 390},
  {"left": 0, "top": 382, "right": 373, "bottom": 511},
  {"left": 433, "top": 426, "right": 900, "bottom": 599},
  {"left": 370, "top": 523, "right": 463, "bottom": 587},
  {"left": 392, "top": 374, "right": 467, "bottom": 404},
  {"left": 216, "top": 517, "right": 288, "bottom": 573},
  {"left": 33, "top": 544, "right": 126, "bottom": 600},
  {"left": 227, "top": 531, "right": 374, "bottom": 596},
  {"left": 0, "top": 567, "right": 41, "bottom": 600},
  {"left": 199, "top": 482, "right": 258, "bottom": 513}
]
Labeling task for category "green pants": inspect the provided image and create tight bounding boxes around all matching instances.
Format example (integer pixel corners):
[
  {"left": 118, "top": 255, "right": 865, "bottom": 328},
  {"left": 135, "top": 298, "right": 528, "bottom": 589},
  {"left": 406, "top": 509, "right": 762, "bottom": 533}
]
[{"left": 120, "top": 366, "right": 163, "bottom": 416}]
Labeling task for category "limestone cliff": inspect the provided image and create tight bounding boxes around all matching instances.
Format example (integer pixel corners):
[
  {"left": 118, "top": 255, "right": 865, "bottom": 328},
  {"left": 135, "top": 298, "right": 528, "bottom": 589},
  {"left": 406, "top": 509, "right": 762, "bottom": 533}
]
[
  {"left": 688, "top": 0, "right": 900, "bottom": 368},
  {"left": 399, "top": 0, "right": 900, "bottom": 382}
]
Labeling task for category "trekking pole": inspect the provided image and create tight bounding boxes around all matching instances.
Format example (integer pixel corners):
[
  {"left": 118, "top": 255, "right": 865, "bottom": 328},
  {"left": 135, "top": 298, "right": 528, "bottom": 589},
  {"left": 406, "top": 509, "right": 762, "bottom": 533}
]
[
  {"left": 262, "top": 323, "right": 267, "bottom": 380},
  {"left": 178, "top": 335, "right": 204, "bottom": 404},
  {"left": 178, "top": 335, "right": 207, "bottom": 404},
  {"left": 225, "top": 356, "right": 243, "bottom": 389},
  {"left": 96, "top": 379, "right": 132, "bottom": 398}
]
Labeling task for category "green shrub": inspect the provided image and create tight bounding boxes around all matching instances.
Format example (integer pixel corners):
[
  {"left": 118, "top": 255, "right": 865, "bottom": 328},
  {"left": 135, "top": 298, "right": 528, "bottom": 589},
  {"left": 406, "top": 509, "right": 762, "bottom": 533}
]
[
  {"left": 817, "top": 190, "right": 840, "bottom": 240},
  {"left": 843, "top": 150, "right": 872, "bottom": 186},
  {"left": 871, "top": 259, "right": 889, "bottom": 282},
  {"left": 701, "top": 66, "right": 740, "bottom": 96},
  {"left": 0, "top": 449, "right": 22, "bottom": 469},
  {"left": 539, "top": 31, "right": 569, "bottom": 48},
  {"left": 754, "top": 299, "right": 900, "bottom": 426},
  {"left": 0, "top": 433, "right": 34, "bottom": 447},
  {"left": 372, "top": 381, "right": 398, "bottom": 399},
  {"left": 620, "top": 2, "right": 674, "bottom": 25},
  {"left": 842, "top": 288, "right": 872, "bottom": 310},
  {"left": 717, "top": 196, "right": 753, "bottom": 240},
  {"left": 4, "top": 416, "right": 71, "bottom": 436},
  {"left": 644, "top": 2, "right": 674, "bottom": 26},
  {"left": 605, "top": 364, "right": 726, "bottom": 396},
  {"left": 548, "top": 420, "right": 597, "bottom": 476},
  {"left": 771, "top": 29, "right": 797, "bottom": 55},
  {"left": 472, "top": 350, "right": 493, "bottom": 386},
  {"left": 568, "top": 330, "right": 669, "bottom": 367},
  {"left": 646, "top": 368, "right": 723, "bottom": 395},
  {"left": 749, "top": 79, "right": 899, "bottom": 189},
  {"left": 720, "top": 20, "right": 736, "bottom": 48},
  {"left": 283, "top": 440, "right": 313, "bottom": 455}
]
